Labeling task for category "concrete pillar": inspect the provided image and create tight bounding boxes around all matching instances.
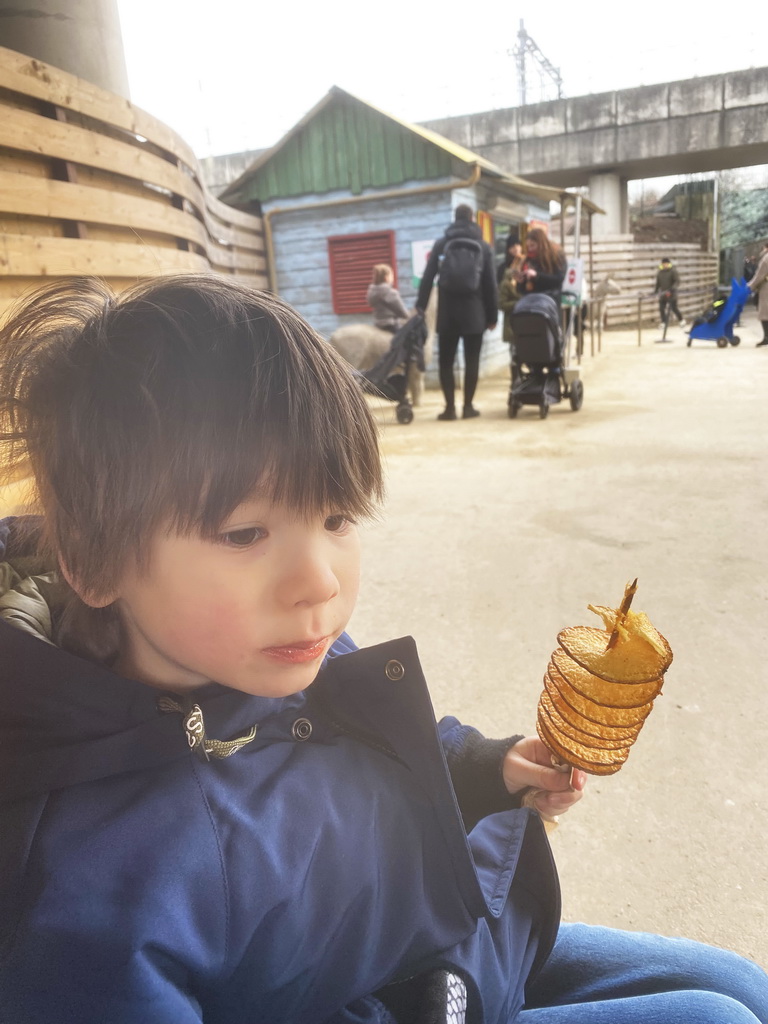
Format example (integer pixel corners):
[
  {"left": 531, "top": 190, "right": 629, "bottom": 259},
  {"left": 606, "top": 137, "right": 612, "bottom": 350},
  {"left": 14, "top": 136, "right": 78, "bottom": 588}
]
[
  {"left": 588, "top": 172, "right": 629, "bottom": 236},
  {"left": 0, "top": 0, "right": 129, "bottom": 98}
]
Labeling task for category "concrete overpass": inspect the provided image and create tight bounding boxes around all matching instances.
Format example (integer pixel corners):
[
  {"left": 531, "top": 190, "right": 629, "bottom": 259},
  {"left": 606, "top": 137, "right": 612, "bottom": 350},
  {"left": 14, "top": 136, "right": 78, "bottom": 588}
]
[{"left": 423, "top": 68, "right": 768, "bottom": 234}]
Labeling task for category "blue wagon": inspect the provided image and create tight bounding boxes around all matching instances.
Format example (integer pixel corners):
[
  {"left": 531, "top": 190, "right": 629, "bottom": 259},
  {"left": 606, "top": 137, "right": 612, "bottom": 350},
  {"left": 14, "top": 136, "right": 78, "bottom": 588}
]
[{"left": 687, "top": 278, "right": 750, "bottom": 348}]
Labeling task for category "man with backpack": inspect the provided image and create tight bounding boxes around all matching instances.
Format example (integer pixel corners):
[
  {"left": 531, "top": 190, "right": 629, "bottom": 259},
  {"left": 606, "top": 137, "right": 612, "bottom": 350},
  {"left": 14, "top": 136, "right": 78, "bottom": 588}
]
[{"left": 416, "top": 205, "right": 498, "bottom": 419}]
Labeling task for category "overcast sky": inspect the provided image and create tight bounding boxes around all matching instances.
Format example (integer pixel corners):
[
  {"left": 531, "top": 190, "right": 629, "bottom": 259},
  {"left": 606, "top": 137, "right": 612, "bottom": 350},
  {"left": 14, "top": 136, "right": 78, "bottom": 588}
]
[{"left": 116, "top": 1, "right": 768, "bottom": 191}]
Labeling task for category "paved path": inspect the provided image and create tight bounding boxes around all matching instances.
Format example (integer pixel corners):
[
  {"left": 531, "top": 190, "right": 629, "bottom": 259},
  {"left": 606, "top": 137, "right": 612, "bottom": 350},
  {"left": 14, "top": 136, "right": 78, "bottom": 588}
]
[{"left": 350, "top": 308, "right": 767, "bottom": 966}]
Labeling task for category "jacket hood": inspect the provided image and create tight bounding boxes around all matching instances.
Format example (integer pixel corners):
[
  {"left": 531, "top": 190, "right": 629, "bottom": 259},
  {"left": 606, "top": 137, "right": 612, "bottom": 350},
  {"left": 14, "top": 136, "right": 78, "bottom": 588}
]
[
  {"left": 444, "top": 220, "right": 483, "bottom": 242},
  {"left": 0, "top": 516, "right": 352, "bottom": 805}
]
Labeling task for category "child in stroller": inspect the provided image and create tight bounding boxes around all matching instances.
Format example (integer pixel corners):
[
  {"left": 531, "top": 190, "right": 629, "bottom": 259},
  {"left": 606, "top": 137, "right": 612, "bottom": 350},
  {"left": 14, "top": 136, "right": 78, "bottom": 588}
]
[
  {"left": 508, "top": 293, "right": 583, "bottom": 419},
  {"left": 686, "top": 279, "right": 749, "bottom": 348}
]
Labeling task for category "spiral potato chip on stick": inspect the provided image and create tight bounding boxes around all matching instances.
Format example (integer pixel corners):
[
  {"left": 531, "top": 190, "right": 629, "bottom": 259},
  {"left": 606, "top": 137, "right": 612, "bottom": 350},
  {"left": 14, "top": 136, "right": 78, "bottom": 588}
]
[{"left": 535, "top": 580, "right": 673, "bottom": 779}]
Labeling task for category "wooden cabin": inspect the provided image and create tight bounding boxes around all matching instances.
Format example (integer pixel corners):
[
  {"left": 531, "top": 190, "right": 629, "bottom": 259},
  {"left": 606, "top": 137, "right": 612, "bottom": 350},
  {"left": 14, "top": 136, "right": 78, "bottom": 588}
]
[{"left": 220, "top": 87, "right": 584, "bottom": 375}]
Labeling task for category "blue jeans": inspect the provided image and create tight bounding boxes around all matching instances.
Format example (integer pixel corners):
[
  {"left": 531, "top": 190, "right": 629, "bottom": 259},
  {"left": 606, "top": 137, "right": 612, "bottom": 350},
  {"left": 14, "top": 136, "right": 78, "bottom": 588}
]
[{"left": 519, "top": 923, "right": 768, "bottom": 1023}]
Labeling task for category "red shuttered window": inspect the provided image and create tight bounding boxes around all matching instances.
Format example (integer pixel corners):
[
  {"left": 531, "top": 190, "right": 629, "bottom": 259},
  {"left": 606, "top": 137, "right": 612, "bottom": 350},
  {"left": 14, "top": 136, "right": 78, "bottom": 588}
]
[{"left": 327, "top": 231, "right": 397, "bottom": 314}]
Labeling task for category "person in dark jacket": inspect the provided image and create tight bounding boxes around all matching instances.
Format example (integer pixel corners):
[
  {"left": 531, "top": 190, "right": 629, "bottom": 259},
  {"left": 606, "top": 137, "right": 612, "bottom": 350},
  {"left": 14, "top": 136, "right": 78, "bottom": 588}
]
[
  {"left": 514, "top": 227, "right": 567, "bottom": 308},
  {"left": 416, "top": 205, "right": 498, "bottom": 420},
  {"left": 2, "top": 276, "right": 768, "bottom": 1024},
  {"left": 654, "top": 257, "right": 688, "bottom": 328},
  {"left": 366, "top": 263, "right": 409, "bottom": 333}
]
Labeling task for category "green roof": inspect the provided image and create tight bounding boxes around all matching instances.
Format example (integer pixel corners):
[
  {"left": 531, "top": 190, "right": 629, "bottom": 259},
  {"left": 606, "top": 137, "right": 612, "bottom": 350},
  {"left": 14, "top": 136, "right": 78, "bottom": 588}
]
[
  {"left": 221, "top": 88, "right": 606, "bottom": 216},
  {"left": 220, "top": 87, "right": 602, "bottom": 212},
  {"left": 221, "top": 88, "right": 454, "bottom": 204}
]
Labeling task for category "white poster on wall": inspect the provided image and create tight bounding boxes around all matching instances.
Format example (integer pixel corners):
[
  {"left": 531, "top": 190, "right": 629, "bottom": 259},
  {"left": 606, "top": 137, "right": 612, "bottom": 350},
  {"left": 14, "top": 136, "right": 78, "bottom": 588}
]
[{"left": 411, "top": 239, "right": 435, "bottom": 286}]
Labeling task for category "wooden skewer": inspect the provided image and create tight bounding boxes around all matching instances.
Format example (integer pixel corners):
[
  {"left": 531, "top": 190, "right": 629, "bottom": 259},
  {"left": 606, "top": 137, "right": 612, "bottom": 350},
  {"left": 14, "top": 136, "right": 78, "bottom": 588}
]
[{"left": 605, "top": 577, "right": 638, "bottom": 650}]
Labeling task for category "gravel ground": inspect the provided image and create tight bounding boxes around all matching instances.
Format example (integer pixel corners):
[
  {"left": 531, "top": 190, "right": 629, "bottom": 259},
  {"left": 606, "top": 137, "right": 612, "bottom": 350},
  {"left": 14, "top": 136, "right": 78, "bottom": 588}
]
[{"left": 349, "top": 307, "right": 768, "bottom": 967}]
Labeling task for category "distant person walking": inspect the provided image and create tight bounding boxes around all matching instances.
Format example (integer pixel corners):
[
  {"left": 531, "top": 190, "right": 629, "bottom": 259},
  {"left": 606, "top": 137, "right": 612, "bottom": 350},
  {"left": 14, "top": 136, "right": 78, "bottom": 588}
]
[
  {"left": 366, "top": 264, "right": 409, "bottom": 333},
  {"left": 654, "top": 257, "right": 688, "bottom": 329},
  {"left": 416, "top": 205, "right": 497, "bottom": 420},
  {"left": 747, "top": 241, "right": 768, "bottom": 347}
]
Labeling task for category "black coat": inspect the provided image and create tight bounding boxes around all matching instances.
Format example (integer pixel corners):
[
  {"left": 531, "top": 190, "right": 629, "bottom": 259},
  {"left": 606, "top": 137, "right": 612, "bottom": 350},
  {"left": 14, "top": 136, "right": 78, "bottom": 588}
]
[
  {"left": 417, "top": 221, "right": 498, "bottom": 336},
  {"left": 520, "top": 252, "right": 567, "bottom": 308}
]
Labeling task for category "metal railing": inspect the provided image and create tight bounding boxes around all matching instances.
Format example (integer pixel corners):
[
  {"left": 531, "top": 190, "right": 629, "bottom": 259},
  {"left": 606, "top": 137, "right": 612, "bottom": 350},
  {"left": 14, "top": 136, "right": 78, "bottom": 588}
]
[{"left": 632, "top": 285, "right": 719, "bottom": 346}]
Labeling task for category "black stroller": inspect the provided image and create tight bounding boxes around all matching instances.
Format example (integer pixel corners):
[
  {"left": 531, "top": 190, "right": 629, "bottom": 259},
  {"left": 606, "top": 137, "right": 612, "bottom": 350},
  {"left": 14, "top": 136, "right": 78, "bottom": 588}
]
[
  {"left": 357, "top": 314, "right": 427, "bottom": 424},
  {"left": 508, "top": 293, "right": 584, "bottom": 419}
]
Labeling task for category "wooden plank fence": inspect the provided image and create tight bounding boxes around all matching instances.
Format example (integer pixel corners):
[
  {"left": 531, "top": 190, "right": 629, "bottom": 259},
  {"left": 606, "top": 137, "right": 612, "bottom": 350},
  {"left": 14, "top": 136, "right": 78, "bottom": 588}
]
[
  {"left": 0, "top": 46, "right": 267, "bottom": 316},
  {"left": 564, "top": 235, "right": 718, "bottom": 326}
]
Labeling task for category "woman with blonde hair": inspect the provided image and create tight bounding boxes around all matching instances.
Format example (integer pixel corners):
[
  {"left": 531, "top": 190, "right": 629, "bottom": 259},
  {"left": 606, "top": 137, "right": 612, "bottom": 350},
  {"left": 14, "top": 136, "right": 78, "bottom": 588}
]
[{"left": 366, "top": 263, "right": 409, "bottom": 333}]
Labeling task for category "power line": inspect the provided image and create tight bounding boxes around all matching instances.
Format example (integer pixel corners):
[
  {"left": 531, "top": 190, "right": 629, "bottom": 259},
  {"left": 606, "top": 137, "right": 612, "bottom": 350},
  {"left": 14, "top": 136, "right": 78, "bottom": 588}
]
[{"left": 509, "top": 20, "right": 563, "bottom": 107}]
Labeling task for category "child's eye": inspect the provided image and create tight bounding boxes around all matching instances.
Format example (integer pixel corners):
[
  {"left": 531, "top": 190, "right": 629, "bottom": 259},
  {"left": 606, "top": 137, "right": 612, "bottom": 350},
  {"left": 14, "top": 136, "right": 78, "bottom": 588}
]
[
  {"left": 218, "top": 527, "right": 263, "bottom": 548},
  {"left": 324, "top": 514, "right": 354, "bottom": 534}
]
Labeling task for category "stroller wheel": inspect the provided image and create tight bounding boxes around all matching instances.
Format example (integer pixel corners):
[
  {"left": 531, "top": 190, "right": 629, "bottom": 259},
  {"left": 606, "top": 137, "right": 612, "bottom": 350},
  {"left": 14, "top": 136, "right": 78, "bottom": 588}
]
[
  {"left": 539, "top": 402, "right": 549, "bottom": 420},
  {"left": 396, "top": 403, "right": 414, "bottom": 425},
  {"left": 729, "top": 335, "right": 741, "bottom": 346},
  {"left": 569, "top": 379, "right": 584, "bottom": 412},
  {"left": 508, "top": 401, "right": 520, "bottom": 419},
  {"left": 716, "top": 336, "right": 728, "bottom": 348}
]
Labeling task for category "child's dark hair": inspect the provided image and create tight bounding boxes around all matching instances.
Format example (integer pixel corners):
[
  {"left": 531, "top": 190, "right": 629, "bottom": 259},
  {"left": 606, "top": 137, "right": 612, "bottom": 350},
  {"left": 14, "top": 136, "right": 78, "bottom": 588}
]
[{"left": 0, "top": 274, "right": 383, "bottom": 658}]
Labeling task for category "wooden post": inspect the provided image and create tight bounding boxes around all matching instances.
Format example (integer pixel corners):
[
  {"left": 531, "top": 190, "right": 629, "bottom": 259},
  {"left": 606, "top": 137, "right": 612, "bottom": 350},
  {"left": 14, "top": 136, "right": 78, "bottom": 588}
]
[
  {"left": 560, "top": 196, "right": 566, "bottom": 251},
  {"left": 596, "top": 302, "right": 602, "bottom": 353},
  {"left": 588, "top": 210, "right": 595, "bottom": 356},
  {"left": 45, "top": 104, "right": 88, "bottom": 240}
]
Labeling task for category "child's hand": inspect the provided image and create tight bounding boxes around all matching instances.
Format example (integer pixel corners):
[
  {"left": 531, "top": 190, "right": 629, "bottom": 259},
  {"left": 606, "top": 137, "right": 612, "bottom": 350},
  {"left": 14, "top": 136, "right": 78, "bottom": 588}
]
[{"left": 502, "top": 736, "right": 586, "bottom": 817}]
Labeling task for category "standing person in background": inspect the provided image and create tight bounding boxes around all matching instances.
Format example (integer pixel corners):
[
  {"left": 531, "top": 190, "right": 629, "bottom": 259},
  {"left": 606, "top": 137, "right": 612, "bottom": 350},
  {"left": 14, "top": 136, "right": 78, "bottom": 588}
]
[
  {"left": 416, "top": 205, "right": 498, "bottom": 421},
  {"left": 514, "top": 228, "right": 567, "bottom": 308},
  {"left": 654, "top": 257, "right": 688, "bottom": 330},
  {"left": 366, "top": 264, "right": 409, "bottom": 334},
  {"left": 747, "top": 241, "right": 768, "bottom": 346}
]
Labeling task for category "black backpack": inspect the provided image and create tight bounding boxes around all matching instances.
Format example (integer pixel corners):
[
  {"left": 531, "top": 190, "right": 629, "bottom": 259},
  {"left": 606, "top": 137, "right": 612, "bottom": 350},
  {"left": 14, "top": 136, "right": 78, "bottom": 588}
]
[{"left": 438, "top": 237, "right": 484, "bottom": 295}]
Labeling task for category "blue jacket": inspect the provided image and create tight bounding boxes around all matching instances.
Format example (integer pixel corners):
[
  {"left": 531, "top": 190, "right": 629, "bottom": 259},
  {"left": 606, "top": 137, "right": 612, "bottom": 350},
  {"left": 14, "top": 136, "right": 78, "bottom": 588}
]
[{"left": 0, "top": 517, "right": 560, "bottom": 1023}]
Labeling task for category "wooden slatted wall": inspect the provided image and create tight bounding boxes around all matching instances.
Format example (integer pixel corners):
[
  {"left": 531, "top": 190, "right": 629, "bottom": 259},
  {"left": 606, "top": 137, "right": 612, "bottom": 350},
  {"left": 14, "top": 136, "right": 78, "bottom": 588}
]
[
  {"left": 0, "top": 46, "right": 268, "bottom": 317},
  {"left": 563, "top": 235, "right": 718, "bottom": 326}
]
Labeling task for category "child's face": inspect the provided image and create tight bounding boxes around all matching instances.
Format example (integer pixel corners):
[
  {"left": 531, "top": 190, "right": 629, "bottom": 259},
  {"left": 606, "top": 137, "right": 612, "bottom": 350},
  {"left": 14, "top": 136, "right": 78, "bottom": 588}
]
[{"left": 108, "top": 496, "right": 361, "bottom": 696}]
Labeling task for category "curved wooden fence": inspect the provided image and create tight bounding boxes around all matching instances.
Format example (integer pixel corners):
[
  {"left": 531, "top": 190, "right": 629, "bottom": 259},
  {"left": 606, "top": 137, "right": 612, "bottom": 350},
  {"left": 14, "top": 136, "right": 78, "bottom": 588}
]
[{"left": 0, "top": 45, "right": 267, "bottom": 317}]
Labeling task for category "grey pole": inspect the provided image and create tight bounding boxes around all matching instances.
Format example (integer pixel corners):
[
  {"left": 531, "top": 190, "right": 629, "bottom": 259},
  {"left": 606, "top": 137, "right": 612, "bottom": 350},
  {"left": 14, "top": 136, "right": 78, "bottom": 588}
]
[{"left": 0, "top": 0, "right": 129, "bottom": 97}]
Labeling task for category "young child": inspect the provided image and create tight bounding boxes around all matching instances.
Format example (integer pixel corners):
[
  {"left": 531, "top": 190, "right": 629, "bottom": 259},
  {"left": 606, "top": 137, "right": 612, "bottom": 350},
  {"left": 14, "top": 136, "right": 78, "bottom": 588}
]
[
  {"left": 366, "top": 263, "right": 409, "bottom": 333},
  {"left": 0, "top": 275, "right": 766, "bottom": 1024}
]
